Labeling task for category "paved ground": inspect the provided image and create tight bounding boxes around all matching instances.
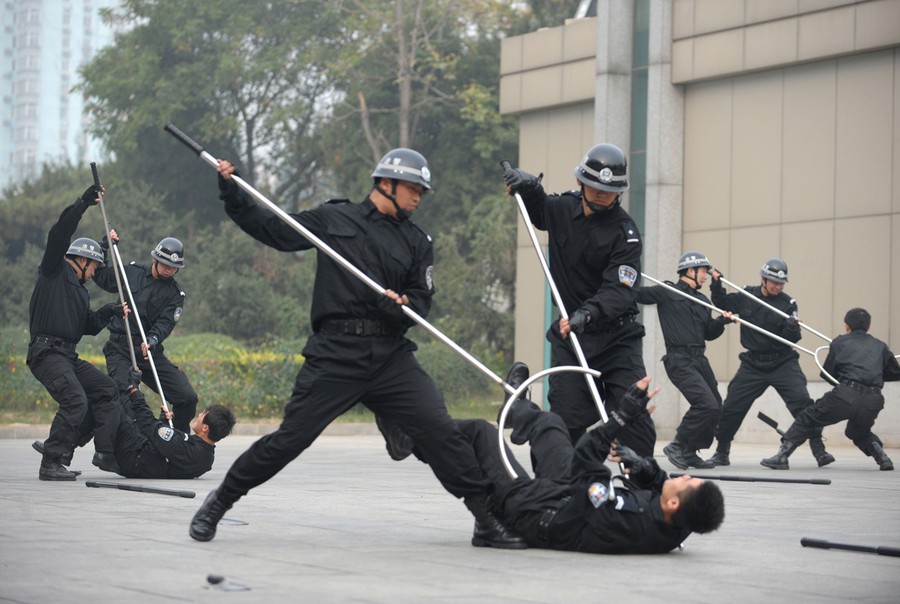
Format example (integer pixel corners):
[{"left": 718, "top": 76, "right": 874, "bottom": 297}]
[{"left": 1, "top": 427, "right": 899, "bottom": 604}]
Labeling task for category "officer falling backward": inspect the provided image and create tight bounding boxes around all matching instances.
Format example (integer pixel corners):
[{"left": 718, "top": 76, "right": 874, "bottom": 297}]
[{"left": 189, "top": 149, "right": 525, "bottom": 548}]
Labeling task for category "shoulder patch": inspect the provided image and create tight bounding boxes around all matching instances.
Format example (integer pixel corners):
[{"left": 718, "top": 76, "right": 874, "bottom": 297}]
[
  {"left": 587, "top": 482, "right": 609, "bottom": 508},
  {"left": 425, "top": 265, "right": 434, "bottom": 291},
  {"left": 618, "top": 265, "right": 638, "bottom": 287},
  {"left": 174, "top": 307, "right": 183, "bottom": 322},
  {"left": 157, "top": 426, "right": 174, "bottom": 442}
]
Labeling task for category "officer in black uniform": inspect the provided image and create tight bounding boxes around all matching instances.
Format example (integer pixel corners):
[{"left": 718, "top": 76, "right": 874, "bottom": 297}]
[
  {"left": 761, "top": 308, "right": 900, "bottom": 471},
  {"left": 27, "top": 186, "right": 128, "bottom": 481},
  {"left": 94, "top": 233, "right": 197, "bottom": 431},
  {"left": 637, "top": 252, "right": 733, "bottom": 469},
  {"left": 457, "top": 375, "right": 725, "bottom": 554},
  {"left": 503, "top": 144, "right": 655, "bottom": 456},
  {"left": 706, "top": 258, "right": 834, "bottom": 467},
  {"left": 189, "top": 149, "right": 525, "bottom": 549},
  {"left": 33, "top": 376, "right": 235, "bottom": 479}
]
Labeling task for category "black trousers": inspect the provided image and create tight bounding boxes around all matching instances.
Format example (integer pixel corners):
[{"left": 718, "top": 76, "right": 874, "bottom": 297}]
[
  {"left": 663, "top": 351, "right": 722, "bottom": 450},
  {"left": 547, "top": 322, "right": 656, "bottom": 456},
  {"left": 104, "top": 339, "right": 198, "bottom": 432},
  {"left": 220, "top": 333, "right": 490, "bottom": 502},
  {"left": 27, "top": 344, "right": 119, "bottom": 459},
  {"left": 715, "top": 355, "right": 822, "bottom": 443},
  {"left": 783, "top": 386, "right": 884, "bottom": 455},
  {"left": 457, "top": 415, "right": 572, "bottom": 546}
]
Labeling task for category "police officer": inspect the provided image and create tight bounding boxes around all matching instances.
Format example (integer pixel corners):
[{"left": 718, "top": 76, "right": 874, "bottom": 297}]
[
  {"left": 456, "top": 375, "right": 725, "bottom": 554},
  {"left": 33, "top": 376, "right": 235, "bottom": 479},
  {"left": 636, "top": 252, "right": 734, "bottom": 469},
  {"left": 94, "top": 233, "right": 197, "bottom": 431},
  {"left": 706, "top": 258, "right": 834, "bottom": 467},
  {"left": 761, "top": 308, "right": 900, "bottom": 471},
  {"left": 503, "top": 143, "right": 655, "bottom": 456},
  {"left": 27, "top": 186, "right": 128, "bottom": 481},
  {"left": 189, "top": 149, "right": 525, "bottom": 549}
]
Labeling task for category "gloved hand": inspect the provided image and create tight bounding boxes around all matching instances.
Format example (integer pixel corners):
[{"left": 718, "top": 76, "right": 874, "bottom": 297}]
[
  {"left": 502, "top": 165, "right": 543, "bottom": 195},
  {"left": 610, "top": 442, "right": 653, "bottom": 477},
  {"left": 568, "top": 308, "right": 591, "bottom": 335},
  {"left": 81, "top": 185, "right": 101, "bottom": 205},
  {"left": 99, "top": 302, "right": 127, "bottom": 320},
  {"left": 127, "top": 367, "right": 143, "bottom": 390},
  {"left": 146, "top": 335, "right": 159, "bottom": 349},
  {"left": 604, "top": 380, "right": 652, "bottom": 436},
  {"left": 377, "top": 294, "right": 405, "bottom": 327}
]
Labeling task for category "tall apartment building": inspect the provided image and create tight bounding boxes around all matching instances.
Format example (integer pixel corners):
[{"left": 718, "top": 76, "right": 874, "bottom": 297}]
[{"left": 0, "top": 0, "right": 119, "bottom": 189}]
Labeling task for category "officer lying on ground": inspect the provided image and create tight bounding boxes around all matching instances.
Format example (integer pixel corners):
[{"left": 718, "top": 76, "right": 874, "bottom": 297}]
[{"left": 34, "top": 370, "right": 235, "bottom": 479}]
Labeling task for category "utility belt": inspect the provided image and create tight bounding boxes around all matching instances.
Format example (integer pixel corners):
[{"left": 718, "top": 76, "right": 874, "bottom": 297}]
[
  {"left": 111, "top": 333, "right": 139, "bottom": 347},
  {"left": 841, "top": 380, "right": 880, "bottom": 395},
  {"left": 589, "top": 314, "right": 637, "bottom": 334},
  {"left": 667, "top": 345, "right": 706, "bottom": 357},
  {"left": 30, "top": 335, "right": 76, "bottom": 351},
  {"left": 747, "top": 350, "right": 789, "bottom": 363},
  {"left": 318, "top": 318, "right": 399, "bottom": 337}
]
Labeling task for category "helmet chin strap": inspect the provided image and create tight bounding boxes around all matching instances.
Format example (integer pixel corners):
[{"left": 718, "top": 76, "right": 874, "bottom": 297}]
[
  {"left": 375, "top": 179, "right": 410, "bottom": 222},
  {"left": 581, "top": 186, "right": 620, "bottom": 214},
  {"left": 682, "top": 270, "right": 701, "bottom": 290},
  {"left": 70, "top": 257, "right": 89, "bottom": 284}
]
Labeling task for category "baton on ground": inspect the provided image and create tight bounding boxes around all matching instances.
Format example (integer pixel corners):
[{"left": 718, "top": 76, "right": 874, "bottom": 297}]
[
  {"left": 800, "top": 537, "right": 900, "bottom": 557},
  {"left": 86, "top": 480, "right": 195, "bottom": 498},
  {"left": 670, "top": 472, "right": 830, "bottom": 485},
  {"left": 164, "top": 124, "right": 586, "bottom": 397},
  {"left": 90, "top": 163, "right": 139, "bottom": 372},
  {"left": 500, "top": 160, "right": 608, "bottom": 424},
  {"left": 717, "top": 274, "right": 833, "bottom": 344},
  {"left": 640, "top": 273, "right": 838, "bottom": 385},
  {"left": 109, "top": 243, "right": 173, "bottom": 427}
]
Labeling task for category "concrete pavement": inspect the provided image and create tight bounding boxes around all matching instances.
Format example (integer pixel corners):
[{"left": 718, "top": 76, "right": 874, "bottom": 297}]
[{"left": 1, "top": 429, "right": 899, "bottom": 603}]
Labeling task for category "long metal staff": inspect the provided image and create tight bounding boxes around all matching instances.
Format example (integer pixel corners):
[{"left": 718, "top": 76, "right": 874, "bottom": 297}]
[
  {"left": 717, "top": 274, "right": 833, "bottom": 344},
  {"left": 90, "top": 163, "right": 139, "bottom": 372},
  {"left": 500, "top": 161, "right": 608, "bottom": 424},
  {"left": 640, "top": 273, "right": 838, "bottom": 385},
  {"left": 110, "top": 243, "right": 173, "bottom": 427},
  {"left": 164, "top": 124, "right": 586, "bottom": 396}
]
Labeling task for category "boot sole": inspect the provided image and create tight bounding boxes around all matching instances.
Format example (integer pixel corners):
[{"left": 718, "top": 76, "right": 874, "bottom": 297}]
[
  {"left": 662, "top": 445, "right": 689, "bottom": 470},
  {"left": 471, "top": 536, "right": 528, "bottom": 550},
  {"left": 39, "top": 473, "right": 77, "bottom": 481},
  {"left": 189, "top": 527, "right": 217, "bottom": 542},
  {"left": 816, "top": 456, "right": 836, "bottom": 467},
  {"left": 760, "top": 460, "right": 789, "bottom": 470}
]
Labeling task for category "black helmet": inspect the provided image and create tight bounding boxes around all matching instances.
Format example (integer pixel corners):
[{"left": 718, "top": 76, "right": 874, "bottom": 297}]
[
  {"left": 573, "top": 143, "right": 629, "bottom": 192},
  {"left": 759, "top": 258, "right": 788, "bottom": 283},
  {"left": 677, "top": 251, "right": 711, "bottom": 273},
  {"left": 66, "top": 237, "right": 105, "bottom": 266},
  {"left": 151, "top": 237, "right": 185, "bottom": 269},
  {"left": 371, "top": 148, "right": 432, "bottom": 191}
]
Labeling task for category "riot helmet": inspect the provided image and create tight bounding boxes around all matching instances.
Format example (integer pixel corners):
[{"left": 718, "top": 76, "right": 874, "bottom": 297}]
[
  {"left": 371, "top": 148, "right": 432, "bottom": 191},
  {"left": 677, "top": 251, "right": 711, "bottom": 274},
  {"left": 573, "top": 143, "right": 629, "bottom": 193},
  {"left": 759, "top": 258, "right": 788, "bottom": 284},
  {"left": 66, "top": 237, "right": 105, "bottom": 267},
  {"left": 151, "top": 237, "right": 185, "bottom": 269}
]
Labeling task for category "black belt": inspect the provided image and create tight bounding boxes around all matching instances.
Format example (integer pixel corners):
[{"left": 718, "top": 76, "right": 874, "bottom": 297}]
[
  {"left": 842, "top": 380, "right": 880, "bottom": 395},
  {"left": 749, "top": 350, "right": 787, "bottom": 363},
  {"left": 668, "top": 345, "right": 706, "bottom": 356},
  {"left": 318, "top": 319, "right": 398, "bottom": 337},
  {"left": 30, "top": 335, "right": 77, "bottom": 351},
  {"left": 592, "top": 314, "right": 637, "bottom": 333}
]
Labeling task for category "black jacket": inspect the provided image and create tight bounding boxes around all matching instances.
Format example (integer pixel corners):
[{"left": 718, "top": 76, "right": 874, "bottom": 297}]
[
  {"left": 710, "top": 279, "right": 801, "bottom": 354},
  {"left": 636, "top": 280, "right": 728, "bottom": 349}
]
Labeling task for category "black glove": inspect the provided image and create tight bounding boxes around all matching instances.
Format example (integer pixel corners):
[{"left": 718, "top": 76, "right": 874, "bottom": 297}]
[
  {"left": 146, "top": 335, "right": 159, "bottom": 349},
  {"left": 568, "top": 308, "right": 591, "bottom": 335},
  {"left": 603, "top": 381, "right": 651, "bottom": 438},
  {"left": 127, "top": 367, "right": 143, "bottom": 390},
  {"left": 99, "top": 302, "right": 126, "bottom": 321},
  {"left": 612, "top": 443, "right": 653, "bottom": 477},
  {"left": 503, "top": 165, "right": 542, "bottom": 195},
  {"left": 80, "top": 185, "right": 101, "bottom": 205},
  {"left": 377, "top": 295, "right": 405, "bottom": 327}
]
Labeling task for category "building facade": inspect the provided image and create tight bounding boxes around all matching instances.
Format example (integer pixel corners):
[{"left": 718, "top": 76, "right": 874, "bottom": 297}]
[{"left": 500, "top": 0, "right": 900, "bottom": 446}]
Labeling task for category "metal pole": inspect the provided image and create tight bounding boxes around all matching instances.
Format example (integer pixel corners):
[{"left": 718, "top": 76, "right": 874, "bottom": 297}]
[
  {"left": 502, "top": 168, "right": 607, "bottom": 422},
  {"left": 90, "top": 163, "right": 139, "bottom": 371},
  {"left": 717, "top": 275, "right": 833, "bottom": 344},
  {"left": 640, "top": 273, "right": 838, "bottom": 385}
]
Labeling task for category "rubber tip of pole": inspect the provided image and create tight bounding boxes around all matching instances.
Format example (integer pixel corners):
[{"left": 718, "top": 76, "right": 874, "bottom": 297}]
[{"left": 207, "top": 574, "right": 224, "bottom": 585}]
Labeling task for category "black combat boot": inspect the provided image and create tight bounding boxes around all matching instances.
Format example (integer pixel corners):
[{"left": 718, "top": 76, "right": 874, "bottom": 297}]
[
  {"left": 809, "top": 438, "right": 835, "bottom": 467},
  {"left": 190, "top": 486, "right": 235, "bottom": 542},
  {"left": 39, "top": 457, "right": 78, "bottom": 481},
  {"left": 92, "top": 452, "right": 121, "bottom": 475},
  {"left": 664, "top": 441, "right": 715, "bottom": 470},
  {"left": 374, "top": 415, "right": 415, "bottom": 461},
  {"left": 465, "top": 496, "right": 527, "bottom": 549},
  {"left": 760, "top": 440, "right": 800, "bottom": 470},
  {"left": 32, "top": 441, "right": 81, "bottom": 475},
  {"left": 870, "top": 443, "right": 894, "bottom": 471},
  {"left": 707, "top": 442, "right": 730, "bottom": 467}
]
